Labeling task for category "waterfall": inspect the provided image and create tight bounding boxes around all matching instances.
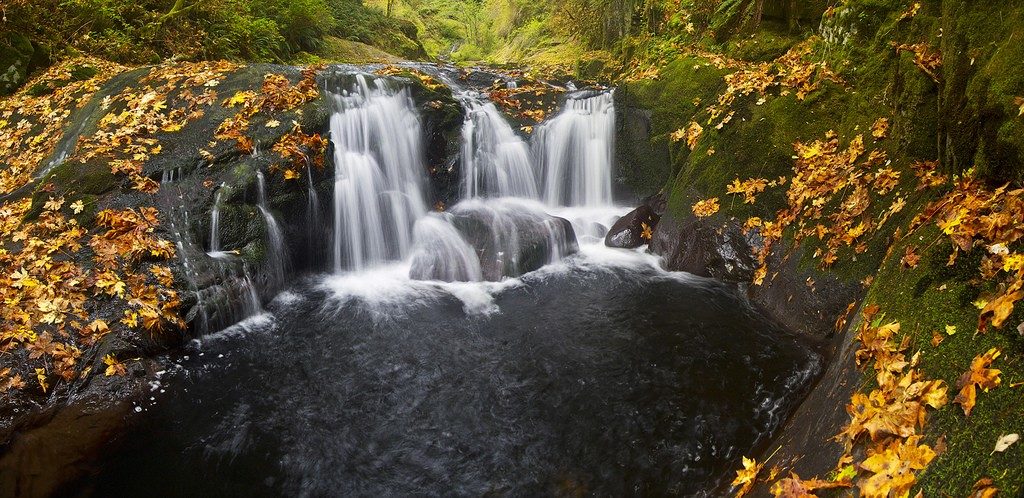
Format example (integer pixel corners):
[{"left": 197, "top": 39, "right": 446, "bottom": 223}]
[
  {"left": 409, "top": 215, "right": 483, "bottom": 282},
  {"left": 209, "top": 187, "right": 224, "bottom": 253},
  {"left": 460, "top": 100, "right": 539, "bottom": 200},
  {"left": 301, "top": 162, "right": 322, "bottom": 266},
  {"left": 535, "top": 91, "right": 615, "bottom": 207},
  {"left": 256, "top": 171, "right": 289, "bottom": 286},
  {"left": 326, "top": 74, "right": 428, "bottom": 272}
]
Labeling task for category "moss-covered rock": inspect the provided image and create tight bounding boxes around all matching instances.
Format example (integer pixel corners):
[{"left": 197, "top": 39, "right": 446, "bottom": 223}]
[{"left": 0, "top": 33, "right": 48, "bottom": 95}]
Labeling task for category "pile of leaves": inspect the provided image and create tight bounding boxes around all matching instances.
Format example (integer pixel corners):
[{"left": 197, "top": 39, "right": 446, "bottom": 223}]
[
  {"left": 215, "top": 66, "right": 321, "bottom": 156},
  {"left": 905, "top": 174, "right": 1024, "bottom": 331},
  {"left": 670, "top": 40, "right": 842, "bottom": 150},
  {"left": 733, "top": 306, "right": 951, "bottom": 496},
  {"left": 698, "top": 122, "right": 915, "bottom": 285},
  {"left": 0, "top": 59, "right": 289, "bottom": 401},
  {"left": 0, "top": 58, "right": 125, "bottom": 195}
]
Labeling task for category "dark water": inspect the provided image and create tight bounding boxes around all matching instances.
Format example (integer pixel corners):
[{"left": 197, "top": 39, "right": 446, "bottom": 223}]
[{"left": 64, "top": 256, "right": 819, "bottom": 497}]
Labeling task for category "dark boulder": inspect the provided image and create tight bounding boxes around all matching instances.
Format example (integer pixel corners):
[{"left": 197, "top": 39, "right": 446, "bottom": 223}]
[
  {"left": 446, "top": 199, "right": 579, "bottom": 281},
  {"left": 0, "top": 33, "right": 48, "bottom": 95},
  {"left": 604, "top": 193, "right": 666, "bottom": 248},
  {"left": 605, "top": 204, "right": 657, "bottom": 248}
]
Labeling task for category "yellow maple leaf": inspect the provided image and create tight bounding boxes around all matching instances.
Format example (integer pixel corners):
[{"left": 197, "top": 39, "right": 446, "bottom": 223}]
[
  {"left": 731, "top": 456, "right": 763, "bottom": 497},
  {"left": 858, "top": 436, "right": 935, "bottom": 498},
  {"left": 70, "top": 200, "right": 84, "bottom": 214},
  {"left": 692, "top": 197, "right": 720, "bottom": 218},
  {"left": 871, "top": 118, "right": 890, "bottom": 139},
  {"left": 44, "top": 196, "right": 64, "bottom": 211},
  {"left": 103, "top": 354, "right": 127, "bottom": 377},
  {"left": 640, "top": 222, "right": 653, "bottom": 241},
  {"left": 954, "top": 348, "right": 1002, "bottom": 416},
  {"left": 35, "top": 368, "right": 48, "bottom": 393}
]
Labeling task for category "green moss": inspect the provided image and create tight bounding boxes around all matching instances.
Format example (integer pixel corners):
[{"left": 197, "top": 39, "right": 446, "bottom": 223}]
[
  {"left": 725, "top": 30, "right": 800, "bottom": 62},
  {"left": 26, "top": 160, "right": 118, "bottom": 221},
  {"left": 69, "top": 64, "right": 98, "bottom": 82},
  {"left": 863, "top": 226, "right": 1024, "bottom": 495}
]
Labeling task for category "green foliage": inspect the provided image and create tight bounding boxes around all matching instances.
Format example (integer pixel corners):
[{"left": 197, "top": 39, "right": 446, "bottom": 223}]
[{"left": 0, "top": 0, "right": 426, "bottom": 65}]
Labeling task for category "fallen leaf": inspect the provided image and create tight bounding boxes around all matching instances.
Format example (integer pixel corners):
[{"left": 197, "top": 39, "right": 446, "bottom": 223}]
[
  {"left": 969, "top": 477, "right": 999, "bottom": 498},
  {"left": 871, "top": 118, "right": 890, "bottom": 139},
  {"left": 954, "top": 348, "right": 1002, "bottom": 416},
  {"left": 731, "top": 456, "right": 763, "bottom": 496},
  {"left": 992, "top": 433, "right": 1019, "bottom": 454},
  {"left": 692, "top": 198, "right": 720, "bottom": 218}
]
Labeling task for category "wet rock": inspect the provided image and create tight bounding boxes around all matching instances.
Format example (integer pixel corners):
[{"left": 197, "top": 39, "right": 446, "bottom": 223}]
[
  {"left": 446, "top": 200, "right": 579, "bottom": 281},
  {"left": 605, "top": 205, "right": 656, "bottom": 248},
  {"left": 605, "top": 194, "right": 666, "bottom": 248}
]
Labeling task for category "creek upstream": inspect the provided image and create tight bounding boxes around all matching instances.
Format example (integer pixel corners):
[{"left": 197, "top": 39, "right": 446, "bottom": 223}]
[{"left": 4, "top": 65, "right": 821, "bottom": 496}]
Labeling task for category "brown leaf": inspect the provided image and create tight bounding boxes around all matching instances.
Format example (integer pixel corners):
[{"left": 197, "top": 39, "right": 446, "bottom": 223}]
[{"left": 954, "top": 348, "right": 1002, "bottom": 416}]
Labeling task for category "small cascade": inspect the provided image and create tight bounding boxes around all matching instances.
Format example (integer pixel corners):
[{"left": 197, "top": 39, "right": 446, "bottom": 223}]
[
  {"left": 460, "top": 100, "right": 538, "bottom": 199},
  {"left": 412, "top": 198, "right": 577, "bottom": 282},
  {"left": 326, "top": 73, "right": 428, "bottom": 272},
  {"left": 159, "top": 183, "right": 262, "bottom": 335},
  {"left": 305, "top": 162, "right": 322, "bottom": 264},
  {"left": 209, "top": 186, "right": 225, "bottom": 253},
  {"left": 409, "top": 215, "right": 483, "bottom": 282},
  {"left": 255, "top": 171, "right": 289, "bottom": 286},
  {"left": 535, "top": 91, "right": 615, "bottom": 207},
  {"left": 161, "top": 166, "right": 184, "bottom": 184}
]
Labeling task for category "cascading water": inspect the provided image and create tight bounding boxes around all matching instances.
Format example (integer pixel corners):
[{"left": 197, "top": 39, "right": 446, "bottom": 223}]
[
  {"left": 459, "top": 100, "right": 538, "bottom": 199},
  {"left": 535, "top": 91, "right": 616, "bottom": 207},
  {"left": 209, "top": 186, "right": 225, "bottom": 253},
  {"left": 36, "top": 68, "right": 822, "bottom": 498},
  {"left": 326, "top": 73, "right": 428, "bottom": 272},
  {"left": 409, "top": 214, "right": 483, "bottom": 282},
  {"left": 256, "top": 171, "right": 288, "bottom": 286}
]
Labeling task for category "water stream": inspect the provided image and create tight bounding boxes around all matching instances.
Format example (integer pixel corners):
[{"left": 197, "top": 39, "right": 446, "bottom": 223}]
[{"left": 20, "top": 67, "right": 820, "bottom": 496}]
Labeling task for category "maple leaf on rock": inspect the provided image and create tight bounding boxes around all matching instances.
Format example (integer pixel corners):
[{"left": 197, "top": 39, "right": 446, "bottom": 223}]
[
  {"left": 692, "top": 197, "right": 720, "bottom": 218},
  {"left": 858, "top": 435, "right": 935, "bottom": 498},
  {"left": 731, "top": 456, "right": 763, "bottom": 497},
  {"left": 103, "top": 354, "right": 127, "bottom": 377},
  {"left": 954, "top": 348, "right": 1002, "bottom": 416},
  {"left": 771, "top": 472, "right": 851, "bottom": 498}
]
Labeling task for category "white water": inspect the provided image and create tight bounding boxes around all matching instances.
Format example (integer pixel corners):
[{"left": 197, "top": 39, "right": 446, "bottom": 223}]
[
  {"left": 209, "top": 187, "right": 225, "bottom": 253},
  {"left": 460, "top": 100, "right": 539, "bottom": 199},
  {"left": 320, "top": 71, "right": 628, "bottom": 289},
  {"left": 409, "top": 214, "right": 483, "bottom": 282},
  {"left": 327, "top": 74, "right": 428, "bottom": 272},
  {"left": 256, "top": 171, "right": 288, "bottom": 286},
  {"left": 535, "top": 92, "right": 616, "bottom": 207}
]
